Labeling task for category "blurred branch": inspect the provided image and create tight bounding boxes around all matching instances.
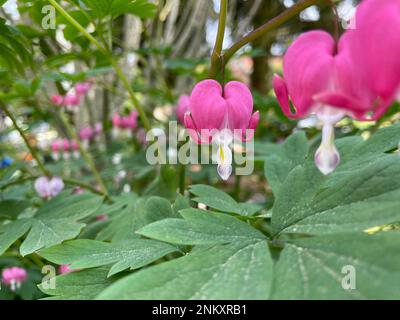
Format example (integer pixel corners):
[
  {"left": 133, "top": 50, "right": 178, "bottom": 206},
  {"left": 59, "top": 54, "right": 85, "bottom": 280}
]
[
  {"left": 0, "top": 101, "right": 50, "bottom": 177},
  {"left": 0, "top": 174, "right": 108, "bottom": 198},
  {"left": 209, "top": 0, "right": 324, "bottom": 78}
]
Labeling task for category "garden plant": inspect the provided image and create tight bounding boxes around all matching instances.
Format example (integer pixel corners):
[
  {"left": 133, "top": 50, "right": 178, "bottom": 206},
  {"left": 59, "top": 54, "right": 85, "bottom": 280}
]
[{"left": 0, "top": 0, "right": 400, "bottom": 301}]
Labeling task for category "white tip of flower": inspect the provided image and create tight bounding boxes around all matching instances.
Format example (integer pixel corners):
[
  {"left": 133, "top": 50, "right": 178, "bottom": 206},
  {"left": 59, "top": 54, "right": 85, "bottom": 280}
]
[
  {"left": 314, "top": 144, "right": 341, "bottom": 175},
  {"left": 217, "top": 164, "right": 232, "bottom": 181}
]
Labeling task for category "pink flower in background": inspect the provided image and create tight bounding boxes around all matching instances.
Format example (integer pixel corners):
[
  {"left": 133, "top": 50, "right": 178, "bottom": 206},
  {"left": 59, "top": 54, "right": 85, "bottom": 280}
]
[
  {"left": 51, "top": 139, "right": 62, "bottom": 161},
  {"left": 184, "top": 80, "right": 259, "bottom": 180},
  {"left": 79, "top": 127, "right": 94, "bottom": 141},
  {"left": 51, "top": 95, "right": 64, "bottom": 106},
  {"left": 128, "top": 111, "right": 139, "bottom": 129},
  {"left": 70, "top": 140, "right": 80, "bottom": 159},
  {"left": 176, "top": 95, "right": 190, "bottom": 124},
  {"left": 96, "top": 214, "right": 109, "bottom": 221},
  {"left": 112, "top": 113, "right": 122, "bottom": 128},
  {"left": 120, "top": 111, "right": 139, "bottom": 130},
  {"left": 94, "top": 122, "right": 103, "bottom": 137},
  {"left": 136, "top": 128, "right": 147, "bottom": 145},
  {"left": 34, "top": 176, "right": 64, "bottom": 199},
  {"left": 1, "top": 267, "right": 27, "bottom": 291},
  {"left": 63, "top": 94, "right": 80, "bottom": 107},
  {"left": 61, "top": 138, "right": 71, "bottom": 160},
  {"left": 75, "top": 82, "right": 92, "bottom": 96},
  {"left": 59, "top": 264, "right": 79, "bottom": 275}
]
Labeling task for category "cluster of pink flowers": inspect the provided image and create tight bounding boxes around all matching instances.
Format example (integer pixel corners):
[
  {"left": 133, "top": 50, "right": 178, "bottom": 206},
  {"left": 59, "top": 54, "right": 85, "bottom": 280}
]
[
  {"left": 1, "top": 267, "right": 28, "bottom": 291},
  {"left": 273, "top": 0, "right": 400, "bottom": 175},
  {"left": 51, "top": 139, "right": 79, "bottom": 161},
  {"left": 50, "top": 81, "right": 92, "bottom": 111},
  {"left": 112, "top": 111, "right": 139, "bottom": 137},
  {"left": 34, "top": 176, "right": 64, "bottom": 199}
]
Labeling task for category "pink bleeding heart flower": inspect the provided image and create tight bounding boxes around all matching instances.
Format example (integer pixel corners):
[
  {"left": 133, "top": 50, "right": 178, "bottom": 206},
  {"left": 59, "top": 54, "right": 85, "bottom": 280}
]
[
  {"left": 34, "top": 176, "right": 64, "bottom": 199},
  {"left": 70, "top": 140, "right": 80, "bottom": 159},
  {"left": 51, "top": 95, "right": 64, "bottom": 106},
  {"left": 64, "top": 94, "right": 80, "bottom": 107},
  {"left": 272, "top": 29, "right": 393, "bottom": 175},
  {"left": 51, "top": 140, "right": 62, "bottom": 161},
  {"left": 112, "top": 113, "right": 121, "bottom": 128},
  {"left": 75, "top": 82, "right": 92, "bottom": 96},
  {"left": 94, "top": 123, "right": 102, "bottom": 136},
  {"left": 343, "top": 0, "right": 400, "bottom": 117},
  {"left": 184, "top": 80, "right": 259, "bottom": 180},
  {"left": 79, "top": 127, "right": 94, "bottom": 141},
  {"left": 184, "top": 80, "right": 259, "bottom": 144},
  {"left": 59, "top": 264, "right": 79, "bottom": 275},
  {"left": 70, "top": 140, "right": 79, "bottom": 151},
  {"left": 176, "top": 95, "right": 190, "bottom": 125},
  {"left": 51, "top": 140, "right": 61, "bottom": 153},
  {"left": 2, "top": 267, "right": 27, "bottom": 291},
  {"left": 123, "top": 111, "right": 139, "bottom": 130},
  {"left": 62, "top": 139, "right": 70, "bottom": 152}
]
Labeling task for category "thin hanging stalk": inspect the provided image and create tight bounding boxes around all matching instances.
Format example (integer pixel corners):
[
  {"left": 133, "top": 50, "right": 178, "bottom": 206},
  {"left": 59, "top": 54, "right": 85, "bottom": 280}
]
[
  {"left": 0, "top": 102, "right": 50, "bottom": 177},
  {"left": 209, "top": 0, "right": 324, "bottom": 78}
]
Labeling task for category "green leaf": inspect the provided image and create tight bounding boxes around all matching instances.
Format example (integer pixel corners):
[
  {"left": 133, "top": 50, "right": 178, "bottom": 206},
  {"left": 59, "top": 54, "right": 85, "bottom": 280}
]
[
  {"left": 81, "top": 0, "right": 112, "bottom": 18},
  {"left": 110, "top": 0, "right": 157, "bottom": 19},
  {"left": 271, "top": 125, "right": 400, "bottom": 236},
  {"left": 19, "top": 194, "right": 103, "bottom": 256},
  {"left": 96, "top": 195, "right": 176, "bottom": 242},
  {"left": 272, "top": 232, "right": 400, "bottom": 299},
  {"left": 189, "top": 184, "right": 260, "bottom": 216},
  {"left": 38, "top": 239, "right": 180, "bottom": 277},
  {"left": 96, "top": 241, "right": 273, "bottom": 299},
  {"left": 137, "top": 209, "right": 266, "bottom": 245},
  {"left": 39, "top": 267, "right": 114, "bottom": 300},
  {"left": 264, "top": 131, "right": 309, "bottom": 193},
  {"left": 0, "top": 219, "right": 31, "bottom": 255},
  {"left": 0, "top": 199, "right": 31, "bottom": 220}
]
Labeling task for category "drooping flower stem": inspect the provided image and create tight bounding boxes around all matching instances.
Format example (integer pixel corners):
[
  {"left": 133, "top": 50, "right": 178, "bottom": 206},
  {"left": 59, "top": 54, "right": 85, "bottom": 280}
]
[
  {"left": 209, "top": 0, "right": 228, "bottom": 79},
  {"left": 59, "top": 112, "right": 109, "bottom": 197},
  {"left": 0, "top": 175, "right": 108, "bottom": 198},
  {"left": 178, "top": 161, "right": 186, "bottom": 195},
  {"left": 0, "top": 102, "right": 50, "bottom": 177},
  {"left": 47, "top": 0, "right": 151, "bottom": 132},
  {"left": 209, "top": 0, "right": 324, "bottom": 78}
]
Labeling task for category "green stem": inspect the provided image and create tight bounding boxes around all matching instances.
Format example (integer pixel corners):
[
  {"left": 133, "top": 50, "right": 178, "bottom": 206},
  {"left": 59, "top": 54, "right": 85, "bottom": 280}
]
[
  {"left": 178, "top": 162, "right": 186, "bottom": 195},
  {"left": 0, "top": 174, "right": 107, "bottom": 198},
  {"left": 209, "top": 0, "right": 323, "bottom": 78},
  {"left": 0, "top": 102, "right": 50, "bottom": 177},
  {"left": 59, "top": 112, "right": 109, "bottom": 197},
  {"left": 48, "top": 0, "right": 151, "bottom": 132},
  {"left": 209, "top": 0, "right": 228, "bottom": 79}
]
